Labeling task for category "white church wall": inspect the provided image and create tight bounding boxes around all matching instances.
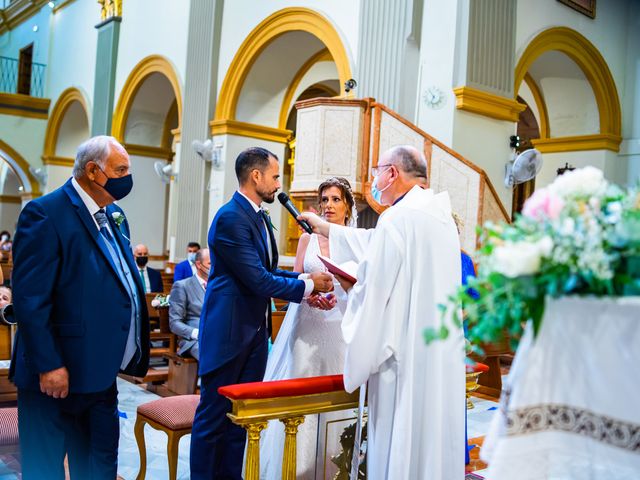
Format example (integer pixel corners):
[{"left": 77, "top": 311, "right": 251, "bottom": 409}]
[
  {"left": 0, "top": 115, "right": 46, "bottom": 169},
  {"left": 117, "top": 155, "right": 168, "bottom": 256},
  {"left": 235, "top": 32, "right": 325, "bottom": 127},
  {"left": 207, "top": 135, "right": 286, "bottom": 247},
  {"left": 45, "top": 164, "right": 73, "bottom": 193},
  {"left": 216, "top": 1, "right": 360, "bottom": 98},
  {"left": 415, "top": 0, "right": 461, "bottom": 147},
  {"left": 540, "top": 77, "right": 599, "bottom": 137},
  {"left": 535, "top": 149, "right": 624, "bottom": 190},
  {"left": 46, "top": 0, "right": 98, "bottom": 105},
  {"left": 0, "top": 202, "right": 21, "bottom": 233},
  {"left": 0, "top": 4, "right": 50, "bottom": 64},
  {"left": 115, "top": 0, "right": 191, "bottom": 98},
  {"left": 289, "top": 61, "right": 339, "bottom": 108},
  {"left": 452, "top": 110, "right": 515, "bottom": 212}
]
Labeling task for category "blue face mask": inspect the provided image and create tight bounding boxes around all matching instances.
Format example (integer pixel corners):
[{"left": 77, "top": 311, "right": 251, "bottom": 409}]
[
  {"left": 187, "top": 252, "right": 197, "bottom": 263},
  {"left": 371, "top": 173, "right": 392, "bottom": 204}
]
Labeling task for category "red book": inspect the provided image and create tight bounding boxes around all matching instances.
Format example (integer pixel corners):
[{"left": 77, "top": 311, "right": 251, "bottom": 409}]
[{"left": 317, "top": 255, "right": 358, "bottom": 284}]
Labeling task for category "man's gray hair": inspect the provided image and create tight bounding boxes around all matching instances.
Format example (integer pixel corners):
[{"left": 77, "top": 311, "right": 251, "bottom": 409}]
[
  {"left": 195, "top": 248, "right": 209, "bottom": 263},
  {"left": 388, "top": 145, "right": 428, "bottom": 180},
  {"left": 72, "top": 135, "right": 120, "bottom": 179}
]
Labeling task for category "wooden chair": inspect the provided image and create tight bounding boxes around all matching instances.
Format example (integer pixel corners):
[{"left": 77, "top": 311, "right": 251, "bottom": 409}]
[
  {"left": 165, "top": 353, "right": 198, "bottom": 395},
  {"left": 271, "top": 311, "right": 286, "bottom": 342},
  {"left": 135, "top": 395, "right": 200, "bottom": 480},
  {"left": 0, "top": 407, "right": 18, "bottom": 454}
]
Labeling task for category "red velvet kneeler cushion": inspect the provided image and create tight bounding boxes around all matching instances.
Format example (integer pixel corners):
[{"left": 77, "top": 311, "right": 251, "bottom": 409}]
[
  {"left": 466, "top": 362, "right": 489, "bottom": 374},
  {"left": 219, "top": 374, "right": 346, "bottom": 400}
]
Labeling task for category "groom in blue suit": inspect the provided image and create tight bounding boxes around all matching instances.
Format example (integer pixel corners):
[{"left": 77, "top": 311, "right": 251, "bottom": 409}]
[
  {"left": 11, "top": 136, "right": 149, "bottom": 480},
  {"left": 190, "top": 147, "right": 334, "bottom": 479}
]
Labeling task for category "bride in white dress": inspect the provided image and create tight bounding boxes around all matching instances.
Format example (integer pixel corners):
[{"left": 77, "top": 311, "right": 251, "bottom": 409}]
[{"left": 260, "top": 177, "right": 357, "bottom": 479}]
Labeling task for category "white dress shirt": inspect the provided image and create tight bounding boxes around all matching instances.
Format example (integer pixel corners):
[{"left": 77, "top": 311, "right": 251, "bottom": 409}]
[
  {"left": 237, "top": 191, "right": 313, "bottom": 297},
  {"left": 71, "top": 178, "right": 110, "bottom": 233}
]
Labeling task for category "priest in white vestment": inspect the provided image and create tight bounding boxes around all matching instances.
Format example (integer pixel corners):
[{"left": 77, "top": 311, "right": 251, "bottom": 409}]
[{"left": 300, "top": 145, "right": 465, "bottom": 479}]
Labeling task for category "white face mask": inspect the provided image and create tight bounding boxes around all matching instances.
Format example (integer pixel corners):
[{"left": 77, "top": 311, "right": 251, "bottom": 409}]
[{"left": 187, "top": 252, "right": 197, "bottom": 263}]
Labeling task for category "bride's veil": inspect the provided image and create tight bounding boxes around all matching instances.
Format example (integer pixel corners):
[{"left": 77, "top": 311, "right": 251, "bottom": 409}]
[{"left": 263, "top": 301, "right": 300, "bottom": 381}]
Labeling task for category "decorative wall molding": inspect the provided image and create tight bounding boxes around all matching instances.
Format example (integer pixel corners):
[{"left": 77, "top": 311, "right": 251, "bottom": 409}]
[
  {"left": 532, "top": 134, "right": 622, "bottom": 153},
  {"left": 41, "top": 155, "right": 74, "bottom": 166},
  {"left": 523, "top": 73, "right": 550, "bottom": 139},
  {"left": 112, "top": 55, "right": 183, "bottom": 143},
  {"left": 214, "top": 7, "right": 352, "bottom": 122},
  {"left": 0, "top": 0, "right": 49, "bottom": 35},
  {"left": 123, "top": 143, "right": 173, "bottom": 159},
  {"left": 53, "top": 0, "right": 77, "bottom": 14},
  {"left": 43, "top": 87, "right": 90, "bottom": 160},
  {"left": 278, "top": 48, "right": 332, "bottom": 129},
  {"left": 0, "top": 93, "right": 50, "bottom": 119},
  {"left": 210, "top": 119, "right": 292, "bottom": 144},
  {"left": 514, "top": 27, "right": 621, "bottom": 145},
  {"left": 0, "top": 139, "right": 41, "bottom": 195},
  {"left": 453, "top": 86, "right": 526, "bottom": 122},
  {"left": 0, "top": 195, "right": 21, "bottom": 204}
]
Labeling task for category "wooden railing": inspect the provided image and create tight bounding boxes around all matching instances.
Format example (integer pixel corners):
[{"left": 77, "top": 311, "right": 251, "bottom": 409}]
[
  {"left": 218, "top": 374, "right": 359, "bottom": 480},
  {"left": 292, "top": 97, "right": 511, "bottom": 252}
]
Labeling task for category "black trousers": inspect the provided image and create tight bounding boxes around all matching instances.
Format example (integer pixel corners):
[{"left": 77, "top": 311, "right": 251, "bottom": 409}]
[
  {"left": 18, "top": 382, "right": 119, "bottom": 480},
  {"left": 190, "top": 329, "right": 268, "bottom": 480}
]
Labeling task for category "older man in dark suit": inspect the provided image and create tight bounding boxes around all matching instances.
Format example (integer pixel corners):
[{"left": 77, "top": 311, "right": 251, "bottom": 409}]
[
  {"left": 169, "top": 248, "right": 210, "bottom": 360},
  {"left": 11, "top": 135, "right": 149, "bottom": 480}
]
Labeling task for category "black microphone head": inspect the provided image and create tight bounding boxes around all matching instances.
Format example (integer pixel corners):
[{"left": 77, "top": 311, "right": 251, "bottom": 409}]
[{"left": 277, "top": 192, "right": 289, "bottom": 204}]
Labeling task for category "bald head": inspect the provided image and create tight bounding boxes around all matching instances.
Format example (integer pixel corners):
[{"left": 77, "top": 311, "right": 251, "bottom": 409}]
[
  {"left": 373, "top": 145, "right": 428, "bottom": 205},
  {"left": 383, "top": 145, "right": 427, "bottom": 181},
  {"left": 195, "top": 248, "right": 211, "bottom": 281},
  {"left": 133, "top": 244, "right": 149, "bottom": 256}
]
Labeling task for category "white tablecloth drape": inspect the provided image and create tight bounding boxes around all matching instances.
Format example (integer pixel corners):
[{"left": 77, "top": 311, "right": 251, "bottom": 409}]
[{"left": 482, "top": 296, "right": 640, "bottom": 479}]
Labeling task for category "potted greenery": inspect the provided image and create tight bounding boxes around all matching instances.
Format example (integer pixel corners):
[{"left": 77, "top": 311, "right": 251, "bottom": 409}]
[{"left": 426, "top": 166, "right": 640, "bottom": 352}]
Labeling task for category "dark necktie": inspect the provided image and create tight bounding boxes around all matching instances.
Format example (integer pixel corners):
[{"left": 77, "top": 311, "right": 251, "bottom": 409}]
[{"left": 94, "top": 209, "right": 119, "bottom": 254}]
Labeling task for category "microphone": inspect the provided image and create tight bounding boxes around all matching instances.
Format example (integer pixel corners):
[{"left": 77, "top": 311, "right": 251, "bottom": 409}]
[{"left": 277, "top": 192, "right": 313, "bottom": 234}]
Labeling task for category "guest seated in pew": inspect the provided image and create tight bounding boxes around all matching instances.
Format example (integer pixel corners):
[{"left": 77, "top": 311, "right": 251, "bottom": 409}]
[
  {"left": 0, "top": 286, "right": 10, "bottom": 309},
  {"left": 133, "top": 243, "right": 164, "bottom": 293},
  {"left": 168, "top": 248, "right": 209, "bottom": 360},
  {"left": 0, "top": 232, "right": 11, "bottom": 253},
  {"left": 173, "top": 241, "right": 200, "bottom": 282}
]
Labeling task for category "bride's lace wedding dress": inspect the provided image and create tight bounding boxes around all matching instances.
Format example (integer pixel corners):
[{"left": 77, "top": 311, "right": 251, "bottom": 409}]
[{"left": 259, "top": 234, "right": 348, "bottom": 479}]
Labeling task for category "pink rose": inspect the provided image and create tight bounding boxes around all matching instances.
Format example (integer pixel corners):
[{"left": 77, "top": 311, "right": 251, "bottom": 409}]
[{"left": 523, "top": 188, "right": 564, "bottom": 220}]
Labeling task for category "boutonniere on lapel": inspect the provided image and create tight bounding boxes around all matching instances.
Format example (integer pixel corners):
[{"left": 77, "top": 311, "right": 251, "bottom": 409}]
[
  {"left": 263, "top": 208, "right": 277, "bottom": 231},
  {"left": 111, "top": 212, "right": 130, "bottom": 241}
]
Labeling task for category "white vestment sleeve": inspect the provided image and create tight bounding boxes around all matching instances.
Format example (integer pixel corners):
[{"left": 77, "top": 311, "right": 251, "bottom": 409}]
[
  {"left": 341, "top": 221, "right": 404, "bottom": 392},
  {"left": 328, "top": 224, "right": 374, "bottom": 264}
]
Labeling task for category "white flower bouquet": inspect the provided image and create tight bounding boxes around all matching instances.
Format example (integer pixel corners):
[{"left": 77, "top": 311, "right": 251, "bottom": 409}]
[
  {"left": 426, "top": 167, "right": 640, "bottom": 351},
  {"left": 150, "top": 294, "right": 170, "bottom": 308}
]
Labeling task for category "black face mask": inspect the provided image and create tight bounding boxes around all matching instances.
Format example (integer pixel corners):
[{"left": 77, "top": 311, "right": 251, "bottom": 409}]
[
  {"left": 135, "top": 256, "right": 148, "bottom": 267},
  {"left": 94, "top": 165, "right": 133, "bottom": 200}
]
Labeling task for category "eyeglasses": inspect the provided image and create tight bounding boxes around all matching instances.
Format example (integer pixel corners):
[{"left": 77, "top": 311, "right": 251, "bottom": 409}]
[{"left": 371, "top": 164, "right": 393, "bottom": 177}]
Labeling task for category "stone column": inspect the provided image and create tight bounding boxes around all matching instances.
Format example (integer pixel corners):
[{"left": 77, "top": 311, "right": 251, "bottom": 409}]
[
  {"left": 91, "top": 16, "right": 121, "bottom": 135},
  {"left": 356, "top": 0, "right": 422, "bottom": 119},
  {"left": 168, "top": 0, "right": 224, "bottom": 261}
]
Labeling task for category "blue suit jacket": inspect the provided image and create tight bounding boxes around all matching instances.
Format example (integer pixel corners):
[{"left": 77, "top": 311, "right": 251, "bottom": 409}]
[
  {"left": 147, "top": 266, "right": 164, "bottom": 293},
  {"left": 10, "top": 179, "right": 150, "bottom": 393},
  {"left": 173, "top": 259, "right": 193, "bottom": 282},
  {"left": 199, "top": 192, "right": 305, "bottom": 376}
]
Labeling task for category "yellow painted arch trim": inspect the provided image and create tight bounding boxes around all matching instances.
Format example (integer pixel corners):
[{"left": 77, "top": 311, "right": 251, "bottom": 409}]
[
  {"left": 0, "top": 139, "right": 41, "bottom": 196},
  {"left": 215, "top": 7, "right": 352, "bottom": 123},
  {"left": 278, "top": 48, "right": 333, "bottom": 129},
  {"left": 43, "top": 87, "right": 90, "bottom": 163},
  {"left": 522, "top": 73, "right": 550, "bottom": 139},
  {"left": 112, "top": 55, "right": 183, "bottom": 143},
  {"left": 515, "top": 27, "right": 621, "bottom": 143}
]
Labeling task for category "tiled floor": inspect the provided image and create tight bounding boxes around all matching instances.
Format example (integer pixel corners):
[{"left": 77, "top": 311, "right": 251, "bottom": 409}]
[{"left": 0, "top": 379, "right": 498, "bottom": 479}]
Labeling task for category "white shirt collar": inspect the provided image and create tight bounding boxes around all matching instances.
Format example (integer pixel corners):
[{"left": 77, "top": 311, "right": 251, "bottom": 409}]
[
  {"left": 195, "top": 273, "right": 207, "bottom": 290},
  {"left": 71, "top": 177, "right": 102, "bottom": 228},
  {"left": 237, "top": 190, "right": 261, "bottom": 213}
]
